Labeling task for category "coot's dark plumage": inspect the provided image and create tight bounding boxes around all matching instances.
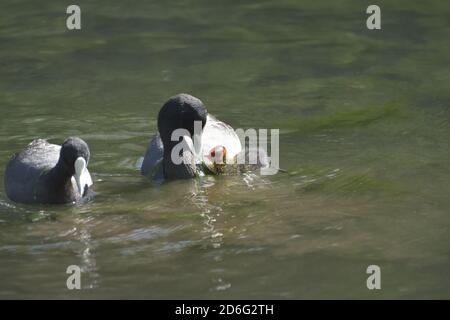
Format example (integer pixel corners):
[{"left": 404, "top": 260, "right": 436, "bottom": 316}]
[
  {"left": 141, "top": 93, "right": 207, "bottom": 180},
  {"left": 141, "top": 93, "right": 269, "bottom": 180},
  {"left": 4, "top": 137, "right": 93, "bottom": 204}
]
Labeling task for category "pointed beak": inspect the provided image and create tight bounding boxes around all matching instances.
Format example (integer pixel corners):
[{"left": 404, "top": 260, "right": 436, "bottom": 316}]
[
  {"left": 74, "top": 157, "right": 89, "bottom": 196},
  {"left": 193, "top": 133, "right": 203, "bottom": 164}
]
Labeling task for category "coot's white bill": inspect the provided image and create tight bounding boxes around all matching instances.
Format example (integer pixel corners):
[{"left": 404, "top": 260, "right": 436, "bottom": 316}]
[{"left": 74, "top": 157, "right": 93, "bottom": 196}]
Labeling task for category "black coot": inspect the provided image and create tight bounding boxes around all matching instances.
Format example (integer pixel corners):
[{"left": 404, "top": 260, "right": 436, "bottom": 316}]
[
  {"left": 4, "top": 137, "right": 93, "bottom": 204},
  {"left": 140, "top": 93, "right": 269, "bottom": 180}
]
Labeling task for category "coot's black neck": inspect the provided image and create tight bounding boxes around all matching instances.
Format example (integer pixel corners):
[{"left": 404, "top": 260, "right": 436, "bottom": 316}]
[
  {"left": 162, "top": 140, "right": 197, "bottom": 180},
  {"left": 43, "top": 161, "right": 77, "bottom": 203}
]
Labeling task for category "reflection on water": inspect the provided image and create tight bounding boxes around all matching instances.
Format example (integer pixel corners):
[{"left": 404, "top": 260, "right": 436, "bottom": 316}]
[
  {"left": 1, "top": 0, "right": 450, "bottom": 299},
  {"left": 75, "top": 215, "right": 99, "bottom": 290}
]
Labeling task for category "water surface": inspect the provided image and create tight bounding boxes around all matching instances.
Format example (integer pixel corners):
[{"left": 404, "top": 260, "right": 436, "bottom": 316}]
[{"left": 0, "top": 0, "right": 449, "bottom": 299}]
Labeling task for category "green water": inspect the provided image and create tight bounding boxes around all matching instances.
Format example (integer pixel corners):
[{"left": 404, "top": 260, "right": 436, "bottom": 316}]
[{"left": 0, "top": 0, "right": 449, "bottom": 299}]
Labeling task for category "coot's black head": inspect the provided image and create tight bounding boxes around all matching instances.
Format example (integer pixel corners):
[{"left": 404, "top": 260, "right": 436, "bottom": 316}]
[
  {"left": 157, "top": 93, "right": 207, "bottom": 145},
  {"left": 59, "top": 137, "right": 90, "bottom": 174}
]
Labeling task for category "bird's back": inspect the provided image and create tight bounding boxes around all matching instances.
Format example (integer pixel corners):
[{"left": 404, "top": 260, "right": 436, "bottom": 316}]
[
  {"left": 4, "top": 139, "right": 60, "bottom": 203},
  {"left": 140, "top": 134, "right": 164, "bottom": 180}
]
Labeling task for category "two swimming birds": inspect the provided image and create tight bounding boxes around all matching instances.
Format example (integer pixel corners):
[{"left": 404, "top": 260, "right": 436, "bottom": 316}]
[{"left": 4, "top": 94, "right": 268, "bottom": 204}]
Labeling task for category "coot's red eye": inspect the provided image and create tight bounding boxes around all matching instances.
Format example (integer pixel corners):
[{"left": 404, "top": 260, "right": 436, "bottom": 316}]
[{"left": 211, "top": 149, "right": 216, "bottom": 158}]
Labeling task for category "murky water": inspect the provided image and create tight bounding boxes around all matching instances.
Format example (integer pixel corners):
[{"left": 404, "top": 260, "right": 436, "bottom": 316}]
[{"left": 1, "top": 0, "right": 449, "bottom": 299}]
